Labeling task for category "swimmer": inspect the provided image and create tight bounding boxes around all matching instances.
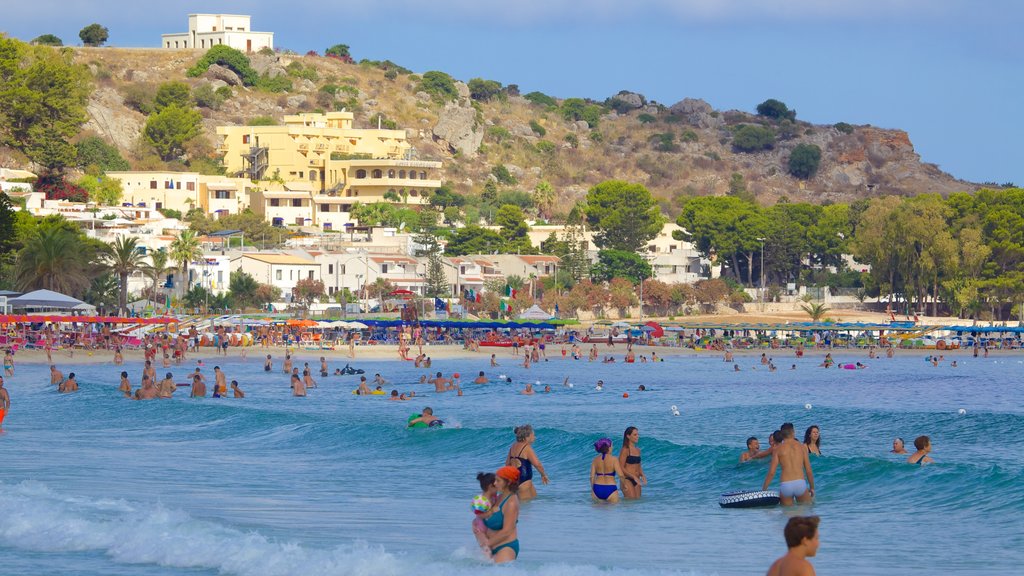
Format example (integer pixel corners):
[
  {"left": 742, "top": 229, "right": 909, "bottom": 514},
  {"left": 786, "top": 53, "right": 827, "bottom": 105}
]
[
  {"left": 357, "top": 376, "right": 372, "bottom": 395},
  {"left": 595, "top": 379, "right": 604, "bottom": 391},
  {"left": 291, "top": 374, "right": 306, "bottom": 397},
  {"left": 637, "top": 384, "right": 647, "bottom": 391},
  {"left": 891, "top": 437, "right": 907, "bottom": 454},
  {"left": 521, "top": 382, "right": 535, "bottom": 395},
  {"left": 471, "top": 471, "right": 499, "bottom": 555},
  {"left": 158, "top": 372, "right": 176, "bottom": 398},
  {"left": 762, "top": 425, "right": 815, "bottom": 505},
  {"left": 214, "top": 366, "right": 227, "bottom": 396},
  {"left": 804, "top": 425, "right": 822, "bottom": 456},
  {"left": 590, "top": 438, "right": 623, "bottom": 502},
  {"left": 407, "top": 406, "right": 440, "bottom": 427},
  {"left": 766, "top": 516, "right": 820, "bottom": 576},
  {"left": 189, "top": 374, "right": 206, "bottom": 397},
  {"left": 951, "top": 360, "right": 958, "bottom": 368},
  {"left": 506, "top": 424, "right": 549, "bottom": 501},
  {"left": 474, "top": 371, "right": 488, "bottom": 384},
  {"left": 490, "top": 354, "right": 499, "bottom": 367},
  {"left": 230, "top": 380, "right": 244, "bottom": 398},
  {"left": 484, "top": 466, "right": 521, "bottom": 564},
  {"left": 264, "top": 355, "right": 272, "bottom": 372},
  {"left": 734, "top": 364, "right": 741, "bottom": 372},
  {"left": 283, "top": 354, "right": 293, "bottom": 374},
  {"left": 59, "top": 372, "right": 78, "bottom": 393},
  {"left": 740, "top": 436, "right": 771, "bottom": 462},
  {"left": 0, "top": 375, "right": 10, "bottom": 428},
  {"left": 118, "top": 371, "right": 131, "bottom": 395},
  {"left": 907, "top": 435, "right": 933, "bottom": 465},
  {"left": 303, "top": 369, "right": 318, "bottom": 389},
  {"left": 320, "top": 357, "right": 328, "bottom": 377},
  {"left": 543, "top": 385, "right": 551, "bottom": 393},
  {"left": 373, "top": 373, "right": 388, "bottom": 386},
  {"left": 50, "top": 364, "right": 64, "bottom": 386}
]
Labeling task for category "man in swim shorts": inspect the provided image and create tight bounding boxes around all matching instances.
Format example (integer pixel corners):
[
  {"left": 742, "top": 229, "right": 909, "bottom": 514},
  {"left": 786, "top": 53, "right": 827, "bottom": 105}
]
[
  {"left": 763, "top": 425, "right": 815, "bottom": 505},
  {"left": 766, "top": 516, "right": 820, "bottom": 576},
  {"left": 0, "top": 375, "right": 10, "bottom": 429}
]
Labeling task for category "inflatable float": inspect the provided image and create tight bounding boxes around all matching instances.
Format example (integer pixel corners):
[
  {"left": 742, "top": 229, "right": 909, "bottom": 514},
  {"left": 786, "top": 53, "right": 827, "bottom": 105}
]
[
  {"left": 407, "top": 413, "right": 444, "bottom": 429},
  {"left": 352, "top": 389, "right": 386, "bottom": 395},
  {"left": 718, "top": 490, "right": 780, "bottom": 508}
]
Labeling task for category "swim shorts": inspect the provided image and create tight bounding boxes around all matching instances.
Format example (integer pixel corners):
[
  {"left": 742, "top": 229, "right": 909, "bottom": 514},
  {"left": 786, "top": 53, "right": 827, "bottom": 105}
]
[
  {"left": 779, "top": 479, "right": 808, "bottom": 498},
  {"left": 0, "top": 408, "right": 7, "bottom": 426}
]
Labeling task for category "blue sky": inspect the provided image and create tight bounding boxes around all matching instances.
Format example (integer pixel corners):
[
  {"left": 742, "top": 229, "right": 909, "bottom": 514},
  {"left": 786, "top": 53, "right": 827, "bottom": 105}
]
[{"left": 3, "top": 0, "right": 1021, "bottom": 186}]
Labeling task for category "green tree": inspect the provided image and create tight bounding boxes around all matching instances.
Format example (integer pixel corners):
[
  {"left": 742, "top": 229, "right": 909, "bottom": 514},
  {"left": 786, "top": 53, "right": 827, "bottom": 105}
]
[
  {"left": 584, "top": 180, "right": 664, "bottom": 252},
  {"left": 228, "top": 271, "right": 259, "bottom": 309},
  {"left": 444, "top": 226, "right": 504, "bottom": 256},
  {"left": 590, "top": 249, "right": 652, "bottom": 283},
  {"left": 170, "top": 229, "right": 202, "bottom": 292},
  {"left": 560, "top": 98, "right": 604, "bottom": 127},
  {"left": 788, "top": 143, "right": 822, "bottom": 179},
  {"left": 428, "top": 185, "right": 466, "bottom": 209},
  {"left": 676, "top": 195, "right": 764, "bottom": 285},
  {"left": 532, "top": 181, "right": 555, "bottom": 219},
  {"left": 186, "top": 45, "right": 258, "bottom": 85},
  {"left": 76, "top": 174, "right": 122, "bottom": 205},
  {"left": 75, "top": 136, "right": 130, "bottom": 172},
  {"left": 101, "top": 236, "right": 146, "bottom": 314},
  {"left": 728, "top": 172, "right": 755, "bottom": 203},
  {"left": 325, "top": 44, "right": 351, "bottom": 59},
  {"left": 15, "top": 222, "right": 94, "bottom": 296},
  {"left": 154, "top": 81, "right": 192, "bottom": 112},
  {"left": 292, "top": 278, "right": 325, "bottom": 310},
  {"left": 523, "top": 91, "right": 557, "bottom": 107},
  {"left": 800, "top": 302, "right": 831, "bottom": 321},
  {"left": 561, "top": 205, "right": 590, "bottom": 282},
  {"left": 756, "top": 98, "right": 796, "bottom": 121},
  {"left": 31, "top": 34, "right": 63, "bottom": 46},
  {"left": 144, "top": 249, "right": 172, "bottom": 301},
  {"left": 79, "top": 23, "right": 109, "bottom": 47},
  {"left": 0, "top": 37, "right": 91, "bottom": 170},
  {"left": 468, "top": 78, "right": 503, "bottom": 101},
  {"left": 414, "top": 211, "right": 450, "bottom": 297},
  {"left": 732, "top": 125, "right": 775, "bottom": 152},
  {"left": 495, "top": 204, "right": 533, "bottom": 253},
  {"left": 191, "top": 83, "right": 226, "bottom": 109},
  {"left": 143, "top": 104, "right": 202, "bottom": 160},
  {"left": 417, "top": 71, "right": 458, "bottom": 102},
  {"left": 491, "top": 164, "right": 517, "bottom": 185}
]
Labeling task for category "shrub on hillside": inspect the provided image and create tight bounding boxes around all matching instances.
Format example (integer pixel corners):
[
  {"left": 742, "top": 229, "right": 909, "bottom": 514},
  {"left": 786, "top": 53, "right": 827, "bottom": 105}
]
[
  {"left": 491, "top": 164, "right": 517, "bottom": 185},
  {"left": 523, "top": 91, "right": 557, "bottom": 108},
  {"left": 32, "top": 34, "right": 63, "bottom": 46},
  {"left": 732, "top": 124, "right": 775, "bottom": 152},
  {"left": 529, "top": 120, "right": 546, "bottom": 136},
  {"left": 247, "top": 116, "right": 276, "bottom": 126},
  {"left": 75, "top": 136, "right": 130, "bottom": 172},
  {"left": 755, "top": 98, "right": 796, "bottom": 121},
  {"left": 468, "top": 78, "right": 503, "bottom": 102},
  {"left": 192, "top": 84, "right": 226, "bottom": 109},
  {"left": 123, "top": 84, "right": 157, "bottom": 114},
  {"left": 186, "top": 45, "right": 258, "bottom": 85},
  {"left": 79, "top": 24, "right": 108, "bottom": 47},
  {"left": 286, "top": 61, "right": 318, "bottom": 82},
  {"left": 560, "top": 98, "right": 604, "bottom": 127},
  {"left": 256, "top": 73, "right": 292, "bottom": 93},
  {"left": 787, "top": 143, "right": 822, "bottom": 179},
  {"left": 638, "top": 113, "right": 657, "bottom": 124},
  {"left": 154, "top": 81, "right": 191, "bottom": 112},
  {"left": 834, "top": 122, "right": 854, "bottom": 134},
  {"left": 417, "top": 71, "right": 458, "bottom": 102},
  {"left": 680, "top": 129, "right": 699, "bottom": 143}
]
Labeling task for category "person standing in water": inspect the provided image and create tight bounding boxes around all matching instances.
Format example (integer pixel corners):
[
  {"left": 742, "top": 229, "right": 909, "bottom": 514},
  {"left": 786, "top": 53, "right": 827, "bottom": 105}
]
[
  {"left": 0, "top": 375, "right": 10, "bottom": 429},
  {"left": 484, "top": 466, "right": 522, "bottom": 564},
  {"left": 620, "top": 426, "right": 647, "bottom": 498},
  {"left": 762, "top": 425, "right": 815, "bottom": 505},
  {"left": 907, "top": 435, "right": 934, "bottom": 465},
  {"left": 291, "top": 374, "right": 306, "bottom": 397},
  {"left": 590, "top": 438, "right": 623, "bottom": 502},
  {"left": 766, "top": 516, "right": 820, "bottom": 576},
  {"left": 505, "top": 424, "right": 549, "bottom": 501}
]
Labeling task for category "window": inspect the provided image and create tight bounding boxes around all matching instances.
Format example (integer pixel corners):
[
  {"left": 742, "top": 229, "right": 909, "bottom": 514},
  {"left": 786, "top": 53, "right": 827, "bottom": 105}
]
[
  {"left": 243, "top": 135, "right": 250, "bottom": 144},
  {"left": 176, "top": 182, "right": 182, "bottom": 190},
  {"left": 356, "top": 169, "right": 366, "bottom": 179},
  {"left": 186, "top": 182, "right": 195, "bottom": 191},
  {"left": 372, "top": 169, "right": 382, "bottom": 178},
  {"left": 399, "top": 170, "right": 406, "bottom": 179},
  {"left": 149, "top": 181, "right": 157, "bottom": 189},
  {"left": 420, "top": 171, "right": 427, "bottom": 179},
  {"left": 215, "top": 190, "right": 230, "bottom": 199},
  {"left": 381, "top": 264, "right": 389, "bottom": 274},
  {"left": 217, "top": 271, "right": 223, "bottom": 284},
  {"left": 310, "top": 171, "right": 318, "bottom": 181},
  {"left": 308, "top": 270, "right": 314, "bottom": 280},
  {"left": 328, "top": 264, "right": 334, "bottom": 274},
  {"left": 155, "top": 202, "right": 163, "bottom": 210},
  {"left": 409, "top": 189, "right": 418, "bottom": 197},
  {"left": 290, "top": 270, "right": 294, "bottom": 280},
  {"left": 320, "top": 204, "right": 330, "bottom": 212},
  {"left": 270, "top": 198, "right": 280, "bottom": 207},
  {"left": 299, "top": 171, "right": 304, "bottom": 179},
  {"left": 291, "top": 199, "right": 302, "bottom": 207},
  {"left": 388, "top": 169, "right": 395, "bottom": 178},
  {"left": 276, "top": 270, "right": 282, "bottom": 281},
  {"left": 341, "top": 265, "right": 346, "bottom": 274}
]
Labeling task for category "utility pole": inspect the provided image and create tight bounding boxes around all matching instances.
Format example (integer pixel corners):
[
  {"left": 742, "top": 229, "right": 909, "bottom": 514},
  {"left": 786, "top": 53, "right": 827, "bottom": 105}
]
[{"left": 757, "top": 237, "right": 766, "bottom": 312}]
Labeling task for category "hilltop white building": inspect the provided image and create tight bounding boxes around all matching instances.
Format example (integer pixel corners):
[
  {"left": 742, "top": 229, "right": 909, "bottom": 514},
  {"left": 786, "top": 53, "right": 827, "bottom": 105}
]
[{"left": 161, "top": 14, "right": 273, "bottom": 52}]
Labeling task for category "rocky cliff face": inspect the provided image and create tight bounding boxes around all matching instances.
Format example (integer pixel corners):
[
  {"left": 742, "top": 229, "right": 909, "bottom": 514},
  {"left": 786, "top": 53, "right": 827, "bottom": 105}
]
[{"left": 20, "top": 48, "right": 978, "bottom": 210}]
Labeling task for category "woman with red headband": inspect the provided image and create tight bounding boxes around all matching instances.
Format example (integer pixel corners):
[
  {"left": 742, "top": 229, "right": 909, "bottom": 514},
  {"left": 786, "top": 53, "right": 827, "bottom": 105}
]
[{"left": 484, "top": 465, "right": 521, "bottom": 563}]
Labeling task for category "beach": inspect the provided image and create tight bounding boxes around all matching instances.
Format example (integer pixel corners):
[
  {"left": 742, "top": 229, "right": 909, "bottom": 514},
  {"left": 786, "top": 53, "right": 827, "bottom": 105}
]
[{"left": 1, "top": 340, "right": 1022, "bottom": 575}]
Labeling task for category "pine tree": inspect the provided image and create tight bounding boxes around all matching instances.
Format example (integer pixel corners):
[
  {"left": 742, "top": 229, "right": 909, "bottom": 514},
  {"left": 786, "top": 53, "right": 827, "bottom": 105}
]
[
  {"left": 562, "top": 203, "right": 590, "bottom": 281},
  {"left": 414, "top": 210, "right": 450, "bottom": 298}
]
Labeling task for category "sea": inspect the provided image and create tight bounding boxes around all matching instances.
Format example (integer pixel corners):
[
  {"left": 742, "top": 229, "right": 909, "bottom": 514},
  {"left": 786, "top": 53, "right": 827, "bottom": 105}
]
[{"left": 1, "top": 348, "right": 1022, "bottom": 575}]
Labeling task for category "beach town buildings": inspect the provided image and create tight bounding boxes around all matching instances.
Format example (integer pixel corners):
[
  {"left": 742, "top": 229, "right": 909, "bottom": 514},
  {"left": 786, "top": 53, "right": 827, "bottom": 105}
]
[
  {"left": 216, "top": 112, "right": 443, "bottom": 230},
  {"left": 105, "top": 171, "right": 257, "bottom": 217},
  {"left": 161, "top": 14, "right": 273, "bottom": 52}
]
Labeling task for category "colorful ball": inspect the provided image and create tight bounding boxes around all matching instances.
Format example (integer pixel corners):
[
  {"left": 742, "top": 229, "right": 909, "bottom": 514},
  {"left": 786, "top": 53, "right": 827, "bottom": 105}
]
[
  {"left": 471, "top": 495, "right": 490, "bottom": 512},
  {"left": 453, "top": 372, "right": 460, "bottom": 378}
]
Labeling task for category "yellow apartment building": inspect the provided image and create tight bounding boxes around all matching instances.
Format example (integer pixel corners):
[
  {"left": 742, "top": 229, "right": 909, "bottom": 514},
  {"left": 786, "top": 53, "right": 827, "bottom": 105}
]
[
  {"left": 106, "top": 171, "right": 256, "bottom": 217},
  {"left": 216, "top": 112, "right": 442, "bottom": 228}
]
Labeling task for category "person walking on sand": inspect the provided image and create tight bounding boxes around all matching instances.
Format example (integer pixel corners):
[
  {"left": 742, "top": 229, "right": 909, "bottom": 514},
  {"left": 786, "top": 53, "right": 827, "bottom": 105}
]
[
  {"left": 766, "top": 516, "right": 820, "bottom": 576},
  {"left": 762, "top": 424, "right": 815, "bottom": 505},
  {"left": 0, "top": 375, "right": 10, "bottom": 429}
]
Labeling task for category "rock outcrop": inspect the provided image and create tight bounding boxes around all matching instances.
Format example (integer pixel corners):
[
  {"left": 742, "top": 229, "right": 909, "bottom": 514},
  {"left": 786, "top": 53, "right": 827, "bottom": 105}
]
[
  {"left": 432, "top": 104, "right": 483, "bottom": 156},
  {"left": 204, "top": 64, "right": 242, "bottom": 86},
  {"left": 82, "top": 87, "right": 145, "bottom": 152}
]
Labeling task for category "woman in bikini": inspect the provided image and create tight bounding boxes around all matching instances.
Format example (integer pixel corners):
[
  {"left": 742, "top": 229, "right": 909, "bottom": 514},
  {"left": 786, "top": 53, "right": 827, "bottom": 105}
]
[
  {"left": 619, "top": 426, "right": 647, "bottom": 499},
  {"left": 590, "top": 438, "right": 624, "bottom": 502},
  {"left": 484, "top": 466, "right": 521, "bottom": 563},
  {"left": 804, "top": 425, "right": 822, "bottom": 456},
  {"left": 505, "top": 424, "right": 549, "bottom": 501}
]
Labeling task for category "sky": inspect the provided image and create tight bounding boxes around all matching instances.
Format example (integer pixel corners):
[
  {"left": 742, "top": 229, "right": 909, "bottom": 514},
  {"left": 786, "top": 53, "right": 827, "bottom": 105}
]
[{"left": 2, "top": 0, "right": 1021, "bottom": 186}]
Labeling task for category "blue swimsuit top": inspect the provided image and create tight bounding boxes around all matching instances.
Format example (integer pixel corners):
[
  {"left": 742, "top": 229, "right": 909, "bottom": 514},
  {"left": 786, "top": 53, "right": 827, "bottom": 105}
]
[
  {"left": 510, "top": 445, "right": 533, "bottom": 482},
  {"left": 483, "top": 494, "right": 514, "bottom": 531},
  {"left": 595, "top": 453, "right": 616, "bottom": 477}
]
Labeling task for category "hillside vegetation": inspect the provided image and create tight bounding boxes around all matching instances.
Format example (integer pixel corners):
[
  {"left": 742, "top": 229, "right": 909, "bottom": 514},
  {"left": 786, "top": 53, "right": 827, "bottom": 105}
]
[{"left": 0, "top": 44, "right": 984, "bottom": 219}]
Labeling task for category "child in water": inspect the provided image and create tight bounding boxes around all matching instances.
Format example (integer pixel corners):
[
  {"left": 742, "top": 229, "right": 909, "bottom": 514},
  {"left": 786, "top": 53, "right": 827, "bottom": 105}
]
[{"left": 471, "top": 471, "right": 498, "bottom": 555}]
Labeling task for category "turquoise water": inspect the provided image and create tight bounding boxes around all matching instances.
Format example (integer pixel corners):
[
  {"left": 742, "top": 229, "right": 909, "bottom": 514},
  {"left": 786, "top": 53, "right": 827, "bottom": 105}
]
[{"left": 1, "top": 350, "right": 1022, "bottom": 575}]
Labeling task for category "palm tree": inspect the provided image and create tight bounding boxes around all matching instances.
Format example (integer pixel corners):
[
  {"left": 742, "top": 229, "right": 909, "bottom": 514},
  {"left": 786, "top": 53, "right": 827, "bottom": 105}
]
[
  {"left": 102, "top": 236, "right": 147, "bottom": 315},
  {"left": 533, "top": 181, "right": 555, "bottom": 220},
  {"left": 145, "top": 249, "right": 173, "bottom": 305},
  {"left": 800, "top": 302, "right": 832, "bottom": 322},
  {"left": 170, "top": 230, "right": 202, "bottom": 293},
  {"left": 14, "top": 225, "right": 92, "bottom": 297}
]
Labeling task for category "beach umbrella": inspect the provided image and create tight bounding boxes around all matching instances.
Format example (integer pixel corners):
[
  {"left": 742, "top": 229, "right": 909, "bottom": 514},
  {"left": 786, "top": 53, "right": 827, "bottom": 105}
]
[
  {"left": 611, "top": 321, "right": 631, "bottom": 328},
  {"left": 643, "top": 321, "right": 664, "bottom": 338},
  {"left": 347, "top": 321, "right": 368, "bottom": 329}
]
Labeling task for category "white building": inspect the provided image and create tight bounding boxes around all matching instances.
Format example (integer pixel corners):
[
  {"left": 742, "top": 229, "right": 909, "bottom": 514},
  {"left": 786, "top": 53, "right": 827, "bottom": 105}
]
[
  {"left": 162, "top": 14, "right": 273, "bottom": 52},
  {"left": 233, "top": 253, "right": 321, "bottom": 301}
]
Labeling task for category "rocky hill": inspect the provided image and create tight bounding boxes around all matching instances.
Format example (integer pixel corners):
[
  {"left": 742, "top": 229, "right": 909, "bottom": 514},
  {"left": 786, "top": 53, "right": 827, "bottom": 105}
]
[{"left": 18, "top": 47, "right": 981, "bottom": 215}]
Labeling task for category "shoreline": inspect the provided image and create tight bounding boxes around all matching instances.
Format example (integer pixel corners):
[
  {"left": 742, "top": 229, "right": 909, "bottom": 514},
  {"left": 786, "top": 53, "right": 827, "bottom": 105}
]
[{"left": 5, "top": 341, "right": 1006, "bottom": 366}]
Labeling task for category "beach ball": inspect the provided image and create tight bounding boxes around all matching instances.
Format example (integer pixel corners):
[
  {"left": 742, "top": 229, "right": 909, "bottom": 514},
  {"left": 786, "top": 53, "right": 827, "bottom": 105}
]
[
  {"left": 453, "top": 373, "right": 460, "bottom": 378},
  {"left": 670, "top": 405, "right": 678, "bottom": 412},
  {"left": 471, "top": 495, "right": 490, "bottom": 512},
  {"left": 535, "top": 380, "right": 540, "bottom": 386},
  {"left": 958, "top": 408, "right": 967, "bottom": 415},
  {"left": 623, "top": 393, "right": 629, "bottom": 398},
  {"left": 568, "top": 383, "right": 574, "bottom": 388},
  {"left": 805, "top": 403, "right": 813, "bottom": 410}
]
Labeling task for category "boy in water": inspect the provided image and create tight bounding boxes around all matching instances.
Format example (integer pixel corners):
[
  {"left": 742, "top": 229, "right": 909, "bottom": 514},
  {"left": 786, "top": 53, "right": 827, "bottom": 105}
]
[
  {"left": 766, "top": 516, "right": 820, "bottom": 576},
  {"left": 762, "top": 425, "right": 815, "bottom": 505}
]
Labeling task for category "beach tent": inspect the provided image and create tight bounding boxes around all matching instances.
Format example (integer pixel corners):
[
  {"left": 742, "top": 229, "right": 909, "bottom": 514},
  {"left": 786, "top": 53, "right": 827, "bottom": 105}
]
[
  {"left": 518, "top": 305, "right": 553, "bottom": 320},
  {"left": 8, "top": 289, "right": 89, "bottom": 311}
]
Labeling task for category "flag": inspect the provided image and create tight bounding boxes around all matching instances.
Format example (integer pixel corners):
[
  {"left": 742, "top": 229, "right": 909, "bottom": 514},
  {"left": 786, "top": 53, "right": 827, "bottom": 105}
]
[{"left": 505, "top": 284, "right": 512, "bottom": 297}]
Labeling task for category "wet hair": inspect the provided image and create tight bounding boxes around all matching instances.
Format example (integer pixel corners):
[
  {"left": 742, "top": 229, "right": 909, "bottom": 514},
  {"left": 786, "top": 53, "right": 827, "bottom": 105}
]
[
  {"left": 782, "top": 426, "right": 796, "bottom": 439},
  {"left": 594, "top": 438, "right": 613, "bottom": 454},
  {"left": 804, "top": 425, "right": 821, "bottom": 448},
  {"left": 514, "top": 424, "right": 533, "bottom": 442},
  {"left": 477, "top": 471, "right": 496, "bottom": 491},
  {"left": 746, "top": 436, "right": 759, "bottom": 448},
  {"left": 68, "top": 372, "right": 75, "bottom": 378},
  {"left": 214, "top": 366, "right": 220, "bottom": 370},
  {"left": 165, "top": 372, "right": 172, "bottom": 379},
  {"left": 622, "top": 426, "right": 638, "bottom": 450},
  {"left": 422, "top": 407, "right": 433, "bottom": 415},
  {"left": 479, "top": 371, "right": 485, "bottom": 376},
  {"left": 390, "top": 389, "right": 399, "bottom": 397},
  {"left": 230, "top": 380, "right": 238, "bottom": 386},
  {"left": 436, "top": 371, "right": 443, "bottom": 377},
  {"left": 784, "top": 516, "right": 820, "bottom": 548},
  {"left": 914, "top": 435, "right": 930, "bottom": 450},
  {"left": 121, "top": 371, "right": 128, "bottom": 378},
  {"left": 781, "top": 422, "right": 795, "bottom": 433},
  {"left": 772, "top": 430, "right": 784, "bottom": 444}
]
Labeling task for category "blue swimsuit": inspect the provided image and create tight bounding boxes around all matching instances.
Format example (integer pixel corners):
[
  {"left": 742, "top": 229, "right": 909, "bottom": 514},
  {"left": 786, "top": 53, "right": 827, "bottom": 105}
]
[
  {"left": 592, "top": 454, "right": 618, "bottom": 500},
  {"left": 483, "top": 494, "right": 519, "bottom": 558},
  {"left": 509, "top": 445, "right": 533, "bottom": 482}
]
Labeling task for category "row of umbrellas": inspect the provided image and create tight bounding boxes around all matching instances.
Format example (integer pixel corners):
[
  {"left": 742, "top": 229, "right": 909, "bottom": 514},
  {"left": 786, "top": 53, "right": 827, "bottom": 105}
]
[{"left": 0, "top": 315, "right": 177, "bottom": 325}]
